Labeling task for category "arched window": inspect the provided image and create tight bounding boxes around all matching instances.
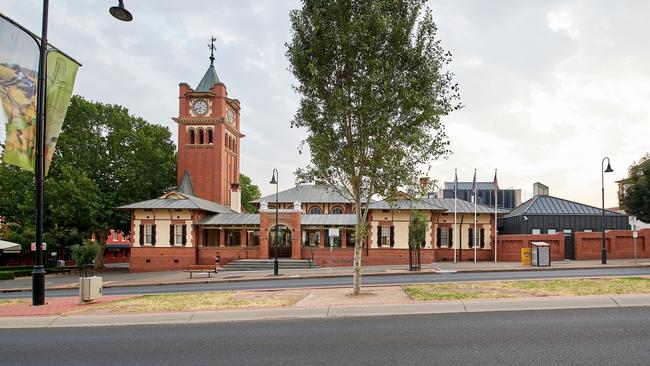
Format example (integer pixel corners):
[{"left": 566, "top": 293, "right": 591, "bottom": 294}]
[
  {"left": 308, "top": 206, "right": 322, "bottom": 214},
  {"left": 232, "top": 138, "right": 236, "bottom": 153},
  {"left": 198, "top": 129, "right": 204, "bottom": 144},
  {"left": 189, "top": 129, "right": 195, "bottom": 144},
  {"left": 331, "top": 206, "right": 344, "bottom": 214},
  {"left": 207, "top": 129, "right": 213, "bottom": 144}
]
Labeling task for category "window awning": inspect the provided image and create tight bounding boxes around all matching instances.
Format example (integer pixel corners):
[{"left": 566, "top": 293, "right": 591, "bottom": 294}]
[{"left": 0, "top": 240, "right": 22, "bottom": 253}]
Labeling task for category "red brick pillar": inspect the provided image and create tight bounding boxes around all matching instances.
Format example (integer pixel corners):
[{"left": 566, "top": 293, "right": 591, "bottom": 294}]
[
  {"left": 219, "top": 229, "right": 225, "bottom": 248},
  {"left": 259, "top": 208, "right": 270, "bottom": 259},
  {"left": 341, "top": 228, "right": 347, "bottom": 248},
  {"left": 240, "top": 229, "right": 246, "bottom": 247},
  {"left": 291, "top": 208, "right": 302, "bottom": 260}
]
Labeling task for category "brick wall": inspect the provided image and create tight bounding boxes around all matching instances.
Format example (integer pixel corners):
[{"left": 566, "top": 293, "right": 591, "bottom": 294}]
[
  {"left": 494, "top": 233, "right": 565, "bottom": 262},
  {"left": 130, "top": 247, "right": 196, "bottom": 272},
  {"left": 575, "top": 229, "right": 650, "bottom": 260},
  {"left": 303, "top": 247, "right": 439, "bottom": 267},
  {"left": 434, "top": 248, "right": 493, "bottom": 262}
]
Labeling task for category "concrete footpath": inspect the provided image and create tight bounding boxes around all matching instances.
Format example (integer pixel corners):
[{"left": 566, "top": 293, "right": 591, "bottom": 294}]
[
  {"left": 2, "top": 258, "right": 650, "bottom": 293},
  {"left": 1, "top": 292, "right": 650, "bottom": 329}
]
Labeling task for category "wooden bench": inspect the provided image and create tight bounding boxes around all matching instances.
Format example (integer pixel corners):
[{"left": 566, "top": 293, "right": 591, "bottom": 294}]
[{"left": 184, "top": 265, "right": 220, "bottom": 279}]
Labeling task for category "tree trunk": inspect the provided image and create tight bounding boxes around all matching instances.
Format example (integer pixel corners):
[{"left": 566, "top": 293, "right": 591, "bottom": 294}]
[
  {"left": 352, "top": 204, "right": 366, "bottom": 295},
  {"left": 94, "top": 231, "right": 107, "bottom": 270}
]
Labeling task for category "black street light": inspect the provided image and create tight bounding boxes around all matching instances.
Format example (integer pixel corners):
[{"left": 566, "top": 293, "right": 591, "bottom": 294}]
[
  {"left": 109, "top": 0, "right": 133, "bottom": 22},
  {"left": 270, "top": 169, "right": 279, "bottom": 275},
  {"left": 601, "top": 157, "right": 613, "bottom": 265},
  {"left": 31, "top": 0, "right": 132, "bottom": 306}
]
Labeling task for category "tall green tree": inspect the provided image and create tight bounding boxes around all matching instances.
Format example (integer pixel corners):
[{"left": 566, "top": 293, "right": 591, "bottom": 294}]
[
  {"left": 287, "top": 0, "right": 460, "bottom": 294},
  {"left": 0, "top": 95, "right": 176, "bottom": 265},
  {"left": 408, "top": 209, "right": 427, "bottom": 249},
  {"left": 240, "top": 173, "right": 261, "bottom": 213},
  {"left": 621, "top": 154, "right": 650, "bottom": 223}
]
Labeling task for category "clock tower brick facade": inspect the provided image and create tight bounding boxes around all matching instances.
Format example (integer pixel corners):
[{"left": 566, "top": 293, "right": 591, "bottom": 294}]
[{"left": 173, "top": 63, "right": 242, "bottom": 211}]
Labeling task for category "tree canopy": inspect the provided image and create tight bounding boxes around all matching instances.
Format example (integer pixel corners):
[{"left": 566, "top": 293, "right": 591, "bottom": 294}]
[
  {"left": 240, "top": 173, "right": 261, "bottom": 213},
  {"left": 621, "top": 154, "right": 650, "bottom": 223},
  {"left": 287, "top": 0, "right": 460, "bottom": 293},
  {"left": 0, "top": 95, "right": 176, "bottom": 264}
]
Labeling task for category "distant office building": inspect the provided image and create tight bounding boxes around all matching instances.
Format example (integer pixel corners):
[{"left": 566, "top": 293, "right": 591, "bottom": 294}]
[{"left": 435, "top": 182, "right": 521, "bottom": 210}]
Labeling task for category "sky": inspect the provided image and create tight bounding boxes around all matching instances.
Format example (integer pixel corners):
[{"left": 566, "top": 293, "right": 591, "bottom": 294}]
[{"left": 1, "top": 0, "right": 648, "bottom": 209}]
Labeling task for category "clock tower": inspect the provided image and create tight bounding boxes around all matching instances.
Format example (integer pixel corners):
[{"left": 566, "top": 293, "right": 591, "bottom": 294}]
[{"left": 173, "top": 38, "right": 242, "bottom": 211}]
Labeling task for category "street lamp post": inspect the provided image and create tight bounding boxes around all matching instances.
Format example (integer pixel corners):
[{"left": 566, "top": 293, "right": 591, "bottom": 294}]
[
  {"left": 601, "top": 157, "right": 613, "bottom": 265},
  {"left": 270, "top": 169, "right": 279, "bottom": 275},
  {"left": 30, "top": 0, "right": 132, "bottom": 306}
]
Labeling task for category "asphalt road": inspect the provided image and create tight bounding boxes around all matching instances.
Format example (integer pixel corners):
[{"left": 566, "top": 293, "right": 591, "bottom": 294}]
[
  {"left": 2, "top": 307, "right": 649, "bottom": 365},
  {"left": 2, "top": 267, "right": 650, "bottom": 299}
]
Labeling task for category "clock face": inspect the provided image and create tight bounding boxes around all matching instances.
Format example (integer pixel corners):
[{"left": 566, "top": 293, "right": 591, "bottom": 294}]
[
  {"left": 193, "top": 100, "right": 208, "bottom": 116},
  {"left": 226, "top": 107, "right": 235, "bottom": 124}
]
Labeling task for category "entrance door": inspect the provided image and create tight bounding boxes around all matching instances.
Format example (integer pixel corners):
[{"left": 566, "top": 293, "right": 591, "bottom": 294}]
[
  {"left": 269, "top": 226, "right": 292, "bottom": 258},
  {"left": 564, "top": 234, "right": 575, "bottom": 260}
]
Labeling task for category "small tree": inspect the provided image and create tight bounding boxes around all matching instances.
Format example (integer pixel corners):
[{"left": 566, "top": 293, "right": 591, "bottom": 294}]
[
  {"left": 71, "top": 240, "right": 100, "bottom": 267},
  {"left": 240, "top": 173, "right": 261, "bottom": 213},
  {"left": 287, "top": 0, "right": 460, "bottom": 294},
  {"left": 408, "top": 210, "right": 427, "bottom": 249},
  {"left": 621, "top": 154, "right": 650, "bottom": 223}
]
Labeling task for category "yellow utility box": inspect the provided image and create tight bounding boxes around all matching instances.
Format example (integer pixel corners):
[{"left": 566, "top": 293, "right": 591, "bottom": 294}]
[{"left": 520, "top": 248, "right": 532, "bottom": 266}]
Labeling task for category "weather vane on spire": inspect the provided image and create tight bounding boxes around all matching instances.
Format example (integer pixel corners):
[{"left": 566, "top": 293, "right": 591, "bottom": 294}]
[{"left": 209, "top": 36, "right": 217, "bottom": 66}]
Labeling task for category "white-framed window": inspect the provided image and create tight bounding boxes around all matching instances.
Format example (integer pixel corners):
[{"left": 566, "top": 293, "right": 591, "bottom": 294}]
[
  {"left": 381, "top": 226, "right": 391, "bottom": 247},
  {"left": 563, "top": 229, "right": 572, "bottom": 234},
  {"left": 144, "top": 225, "right": 153, "bottom": 244},
  {"left": 584, "top": 229, "right": 593, "bottom": 232},
  {"left": 175, "top": 225, "right": 184, "bottom": 245},
  {"left": 112, "top": 231, "right": 118, "bottom": 241},
  {"left": 532, "top": 229, "right": 541, "bottom": 235},
  {"left": 547, "top": 229, "right": 557, "bottom": 234},
  {"left": 439, "top": 228, "right": 450, "bottom": 247}
]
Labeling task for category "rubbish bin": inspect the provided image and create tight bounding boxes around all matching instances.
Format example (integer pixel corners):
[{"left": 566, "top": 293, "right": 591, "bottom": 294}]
[
  {"left": 520, "top": 248, "right": 532, "bottom": 266},
  {"left": 531, "top": 242, "right": 551, "bottom": 267}
]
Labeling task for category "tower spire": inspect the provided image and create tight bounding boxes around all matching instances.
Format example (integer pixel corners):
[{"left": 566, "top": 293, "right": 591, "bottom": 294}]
[{"left": 209, "top": 36, "right": 216, "bottom": 66}]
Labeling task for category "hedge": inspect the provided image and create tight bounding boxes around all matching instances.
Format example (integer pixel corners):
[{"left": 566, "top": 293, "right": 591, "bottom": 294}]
[{"left": 0, "top": 272, "right": 15, "bottom": 280}]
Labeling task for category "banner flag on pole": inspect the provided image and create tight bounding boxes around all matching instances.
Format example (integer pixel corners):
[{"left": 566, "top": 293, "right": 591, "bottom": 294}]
[
  {"left": 453, "top": 169, "right": 458, "bottom": 263},
  {"left": 44, "top": 50, "right": 79, "bottom": 175},
  {"left": 0, "top": 14, "right": 39, "bottom": 171},
  {"left": 494, "top": 169, "right": 498, "bottom": 263},
  {"left": 473, "top": 168, "right": 477, "bottom": 263}
]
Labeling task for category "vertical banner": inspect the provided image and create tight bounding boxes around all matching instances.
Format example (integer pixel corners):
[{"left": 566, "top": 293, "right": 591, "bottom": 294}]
[
  {"left": 0, "top": 15, "right": 39, "bottom": 171},
  {"left": 44, "top": 50, "right": 78, "bottom": 175}
]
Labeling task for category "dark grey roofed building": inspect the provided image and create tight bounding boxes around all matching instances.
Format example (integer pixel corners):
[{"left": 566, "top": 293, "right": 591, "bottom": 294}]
[
  {"left": 500, "top": 194, "right": 629, "bottom": 259},
  {"left": 436, "top": 182, "right": 521, "bottom": 209}
]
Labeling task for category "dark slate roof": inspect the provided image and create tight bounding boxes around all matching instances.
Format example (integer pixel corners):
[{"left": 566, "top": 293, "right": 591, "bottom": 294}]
[
  {"left": 196, "top": 65, "right": 220, "bottom": 92},
  {"left": 177, "top": 171, "right": 195, "bottom": 196},
  {"left": 504, "top": 195, "right": 626, "bottom": 218},
  {"left": 255, "top": 184, "right": 352, "bottom": 204},
  {"left": 425, "top": 198, "right": 509, "bottom": 214},
  {"left": 301, "top": 214, "right": 357, "bottom": 226},
  {"left": 443, "top": 182, "right": 496, "bottom": 190},
  {"left": 197, "top": 213, "right": 259, "bottom": 226},
  {"left": 116, "top": 192, "right": 234, "bottom": 214}
]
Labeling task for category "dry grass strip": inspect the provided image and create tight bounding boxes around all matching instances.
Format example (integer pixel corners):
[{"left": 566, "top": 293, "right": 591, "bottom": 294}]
[
  {"left": 80, "top": 290, "right": 308, "bottom": 313},
  {"left": 404, "top": 277, "right": 650, "bottom": 301}
]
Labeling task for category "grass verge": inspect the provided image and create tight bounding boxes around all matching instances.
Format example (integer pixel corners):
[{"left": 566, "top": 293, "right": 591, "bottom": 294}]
[
  {"left": 0, "top": 299, "right": 28, "bottom": 307},
  {"left": 80, "top": 290, "right": 307, "bottom": 313},
  {"left": 404, "top": 277, "right": 650, "bottom": 301}
]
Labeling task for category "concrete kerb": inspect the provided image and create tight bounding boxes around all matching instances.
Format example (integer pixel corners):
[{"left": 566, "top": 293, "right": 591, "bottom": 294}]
[
  {"left": 2, "top": 262, "right": 650, "bottom": 294},
  {"left": 2, "top": 294, "right": 650, "bottom": 329}
]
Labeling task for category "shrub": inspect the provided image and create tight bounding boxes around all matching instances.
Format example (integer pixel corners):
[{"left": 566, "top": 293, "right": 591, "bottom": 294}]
[
  {"left": 71, "top": 241, "right": 100, "bottom": 267},
  {"left": 0, "top": 271, "right": 15, "bottom": 280},
  {"left": 12, "top": 269, "right": 34, "bottom": 277}
]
